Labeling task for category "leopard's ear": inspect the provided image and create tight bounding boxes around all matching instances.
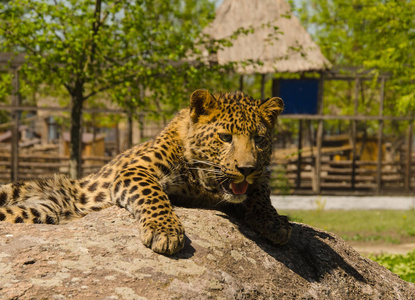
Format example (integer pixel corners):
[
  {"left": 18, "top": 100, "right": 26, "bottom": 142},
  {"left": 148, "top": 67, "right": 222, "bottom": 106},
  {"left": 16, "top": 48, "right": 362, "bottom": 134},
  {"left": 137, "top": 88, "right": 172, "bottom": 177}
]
[
  {"left": 260, "top": 97, "right": 284, "bottom": 128},
  {"left": 190, "top": 89, "right": 218, "bottom": 123}
]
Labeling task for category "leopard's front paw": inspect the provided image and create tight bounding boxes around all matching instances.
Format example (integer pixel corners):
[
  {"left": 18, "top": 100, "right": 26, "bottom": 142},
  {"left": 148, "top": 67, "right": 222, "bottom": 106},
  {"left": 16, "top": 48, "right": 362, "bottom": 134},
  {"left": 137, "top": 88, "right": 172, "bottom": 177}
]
[
  {"left": 247, "top": 214, "right": 292, "bottom": 245},
  {"left": 139, "top": 213, "right": 185, "bottom": 255},
  {"left": 263, "top": 215, "right": 292, "bottom": 245}
]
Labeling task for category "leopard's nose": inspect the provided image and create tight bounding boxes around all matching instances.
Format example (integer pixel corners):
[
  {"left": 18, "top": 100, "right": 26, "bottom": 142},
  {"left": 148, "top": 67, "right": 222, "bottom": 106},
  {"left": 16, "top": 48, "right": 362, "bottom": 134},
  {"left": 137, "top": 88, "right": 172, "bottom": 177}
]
[{"left": 236, "top": 166, "right": 255, "bottom": 177}]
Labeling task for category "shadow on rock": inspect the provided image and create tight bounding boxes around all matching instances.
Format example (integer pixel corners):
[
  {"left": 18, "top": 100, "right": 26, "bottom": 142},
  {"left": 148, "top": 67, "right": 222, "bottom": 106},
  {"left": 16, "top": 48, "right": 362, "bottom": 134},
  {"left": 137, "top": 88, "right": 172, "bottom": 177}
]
[
  {"left": 220, "top": 212, "right": 367, "bottom": 284},
  {"left": 168, "top": 235, "right": 196, "bottom": 260}
]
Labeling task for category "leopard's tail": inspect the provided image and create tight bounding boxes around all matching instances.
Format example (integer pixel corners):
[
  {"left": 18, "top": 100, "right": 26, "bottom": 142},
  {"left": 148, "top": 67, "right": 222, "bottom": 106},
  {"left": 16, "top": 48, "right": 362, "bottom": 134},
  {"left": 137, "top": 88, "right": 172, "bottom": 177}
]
[{"left": 0, "top": 174, "right": 98, "bottom": 224}]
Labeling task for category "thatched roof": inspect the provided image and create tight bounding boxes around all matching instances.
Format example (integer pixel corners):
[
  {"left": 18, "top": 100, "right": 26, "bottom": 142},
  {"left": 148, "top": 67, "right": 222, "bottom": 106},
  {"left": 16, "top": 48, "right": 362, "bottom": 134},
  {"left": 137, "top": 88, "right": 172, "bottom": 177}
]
[{"left": 203, "top": 0, "right": 331, "bottom": 74}]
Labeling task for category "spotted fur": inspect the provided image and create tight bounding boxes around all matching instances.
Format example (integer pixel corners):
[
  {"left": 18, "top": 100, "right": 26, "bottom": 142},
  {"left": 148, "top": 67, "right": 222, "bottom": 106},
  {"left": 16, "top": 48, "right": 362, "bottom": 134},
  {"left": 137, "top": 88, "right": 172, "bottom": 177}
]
[{"left": 0, "top": 90, "right": 291, "bottom": 255}]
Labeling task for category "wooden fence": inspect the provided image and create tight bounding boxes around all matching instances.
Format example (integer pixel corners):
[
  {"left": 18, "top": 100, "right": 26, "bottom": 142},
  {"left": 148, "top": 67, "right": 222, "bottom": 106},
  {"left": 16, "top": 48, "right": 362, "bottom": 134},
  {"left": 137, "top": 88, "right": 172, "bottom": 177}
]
[
  {"left": 0, "top": 143, "right": 413, "bottom": 196},
  {"left": 0, "top": 109, "right": 413, "bottom": 194},
  {"left": 272, "top": 154, "right": 415, "bottom": 196},
  {"left": 0, "top": 154, "right": 111, "bottom": 183}
]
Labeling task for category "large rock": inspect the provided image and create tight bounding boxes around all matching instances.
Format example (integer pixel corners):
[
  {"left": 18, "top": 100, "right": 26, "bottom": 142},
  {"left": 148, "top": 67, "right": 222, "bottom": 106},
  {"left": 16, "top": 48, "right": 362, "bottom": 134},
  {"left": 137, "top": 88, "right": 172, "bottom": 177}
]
[{"left": 0, "top": 206, "right": 414, "bottom": 299}]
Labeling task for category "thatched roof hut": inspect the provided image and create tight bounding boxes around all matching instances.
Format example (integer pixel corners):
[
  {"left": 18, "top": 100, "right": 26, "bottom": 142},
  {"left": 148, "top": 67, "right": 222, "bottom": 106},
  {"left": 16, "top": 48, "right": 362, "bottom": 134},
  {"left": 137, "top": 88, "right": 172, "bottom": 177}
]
[{"left": 203, "top": 0, "right": 331, "bottom": 74}]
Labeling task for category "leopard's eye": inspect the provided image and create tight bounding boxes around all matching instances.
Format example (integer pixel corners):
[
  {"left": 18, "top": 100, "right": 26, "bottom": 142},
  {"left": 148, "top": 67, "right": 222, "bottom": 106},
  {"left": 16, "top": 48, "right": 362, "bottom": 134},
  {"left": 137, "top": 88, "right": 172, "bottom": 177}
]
[
  {"left": 254, "top": 135, "right": 265, "bottom": 144},
  {"left": 218, "top": 133, "right": 232, "bottom": 143}
]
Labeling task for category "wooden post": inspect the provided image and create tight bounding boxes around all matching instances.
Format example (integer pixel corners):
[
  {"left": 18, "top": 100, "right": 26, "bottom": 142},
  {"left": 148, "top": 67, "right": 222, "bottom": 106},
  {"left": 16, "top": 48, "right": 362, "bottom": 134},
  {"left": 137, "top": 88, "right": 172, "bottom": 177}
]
[
  {"left": 313, "top": 74, "right": 324, "bottom": 193},
  {"left": 138, "top": 113, "right": 144, "bottom": 144},
  {"left": 78, "top": 122, "right": 83, "bottom": 178},
  {"left": 11, "top": 68, "right": 20, "bottom": 182},
  {"left": 92, "top": 126, "right": 97, "bottom": 156},
  {"left": 306, "top": 120, "right": 314, "bottom": 150},
  {"left": 314, "top": 119, "right": 323, "bottom": 193},
  {"left": 351, "top": 77, "right": 359, "bottom": 190},
  {"left": 272, "top": 78, "right": 280, "bottom": 97},
  {"left": 239, "top": 75, "right": 244, "bottom": 92},
  {"left": 405, "top": 122, "right": 413, "bottom": 191},
  {"left": 296, "top": 119, "right": 303, "bottom": 189},
  {"left": 115, "top": 122, "right": 120, "bottom": 155},
  {"left": 261, "top": 74, "right": 266, "bottom": 99},
  {"left": 127, "top": 110, "right": 133, "bottom": 149},
  {"left": 376, "top": 77, "right": 385, "bottom": 193}
]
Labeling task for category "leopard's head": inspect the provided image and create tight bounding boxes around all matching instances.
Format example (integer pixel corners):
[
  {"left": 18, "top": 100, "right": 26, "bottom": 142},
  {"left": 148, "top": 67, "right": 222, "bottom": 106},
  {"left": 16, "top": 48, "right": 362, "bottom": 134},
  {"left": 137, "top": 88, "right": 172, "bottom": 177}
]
[{"left": 186, "top": 89, "right": 283, "bottom": 203}]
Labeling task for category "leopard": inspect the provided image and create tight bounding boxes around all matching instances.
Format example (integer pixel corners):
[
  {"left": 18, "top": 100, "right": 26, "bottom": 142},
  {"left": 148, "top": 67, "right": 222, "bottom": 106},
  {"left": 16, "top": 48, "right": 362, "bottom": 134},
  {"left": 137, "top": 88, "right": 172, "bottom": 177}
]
[{"left": 0, "top": 89, "right": 291, "bottom": 255}]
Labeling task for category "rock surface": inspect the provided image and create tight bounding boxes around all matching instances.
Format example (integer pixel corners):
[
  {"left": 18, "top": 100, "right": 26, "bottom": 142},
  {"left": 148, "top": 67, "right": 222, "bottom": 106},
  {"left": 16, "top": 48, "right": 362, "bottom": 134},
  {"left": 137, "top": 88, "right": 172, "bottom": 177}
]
[{"left": 1, "top": 206, "right": 414, "bottom": 299}]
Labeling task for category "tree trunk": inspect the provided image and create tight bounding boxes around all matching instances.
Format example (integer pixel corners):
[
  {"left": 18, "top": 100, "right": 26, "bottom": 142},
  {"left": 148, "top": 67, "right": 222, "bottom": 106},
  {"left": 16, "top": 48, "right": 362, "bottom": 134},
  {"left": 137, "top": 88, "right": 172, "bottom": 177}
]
[{"left": 69, "top": 83, "right": 84, "bottom": 179}]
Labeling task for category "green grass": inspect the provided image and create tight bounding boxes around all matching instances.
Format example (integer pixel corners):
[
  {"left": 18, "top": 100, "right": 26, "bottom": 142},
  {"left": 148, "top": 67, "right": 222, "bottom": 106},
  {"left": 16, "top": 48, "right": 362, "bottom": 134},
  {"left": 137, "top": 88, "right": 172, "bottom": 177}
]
[
  {"left": 369, "top": 250, "right": 415, "bottom": 283},
  {"left": 280, "top": 209, "right": 415, "bottom": 243}
]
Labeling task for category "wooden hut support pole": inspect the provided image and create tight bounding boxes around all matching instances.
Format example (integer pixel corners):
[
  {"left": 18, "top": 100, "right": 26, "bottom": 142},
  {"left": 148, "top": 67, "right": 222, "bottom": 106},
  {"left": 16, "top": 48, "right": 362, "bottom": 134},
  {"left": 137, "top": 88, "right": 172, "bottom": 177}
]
[
  {"left": 296, "top": 119, "right": 303, "bottom": 189},
  {"left": 405, "top": 122, "right": 413, "bottom": 191},
  {"left": 313, "top": 119, "right": 323, "bottom": 193},
  {"left": 376, "top": 77, "right": 385, "bottom": 193},
  {"left": 239, "top": 75, "right": 244, "bottom": 92},
  {"left": 313, "top": 74, "right": 324, "bottom": 194},
  {"left": 261, "top": 74, "right": 266, "bottom": 99},
  {"left": 351, "top": 77, "right": 359, "bottom": 190},
  {"left": 11, "top": 67, "right": 20, "bottom": 182}
]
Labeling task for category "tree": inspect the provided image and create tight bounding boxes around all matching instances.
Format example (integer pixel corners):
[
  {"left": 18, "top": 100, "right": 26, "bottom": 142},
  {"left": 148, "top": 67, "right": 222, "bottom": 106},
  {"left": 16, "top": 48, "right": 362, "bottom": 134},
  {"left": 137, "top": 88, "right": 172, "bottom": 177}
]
[
  {"left": 0, "top": 0, "right": 220, "bottom": 178},
  {"left": 293, "top": 0, "right": 415, "bottom": 115}
]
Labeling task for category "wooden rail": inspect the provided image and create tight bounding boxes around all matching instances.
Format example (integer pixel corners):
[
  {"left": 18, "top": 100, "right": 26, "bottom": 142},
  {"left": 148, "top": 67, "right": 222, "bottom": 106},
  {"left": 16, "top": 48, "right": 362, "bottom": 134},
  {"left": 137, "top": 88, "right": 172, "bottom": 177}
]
[
  {"left": 270, "top": 157, "right": 415, "bottom": 194},
  {"left": 0, "top": 154, "right": 112, "bottom": 183},
  {"left": 0, "top": 151, "right": 413, "bottom": 195}
]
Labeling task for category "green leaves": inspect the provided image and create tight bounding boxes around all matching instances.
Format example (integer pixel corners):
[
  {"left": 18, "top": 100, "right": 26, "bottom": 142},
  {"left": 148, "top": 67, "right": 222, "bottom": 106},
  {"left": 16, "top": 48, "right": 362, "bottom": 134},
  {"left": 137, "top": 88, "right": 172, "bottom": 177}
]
[
  {"left": 0, "top": 0, "right": 226, "bottom": 116},
  {"left": 370, "top": 250, "right": 415, "bottom": 283},
  {"left": 295, "top": 0, "right": 415, "bottom": 115}
]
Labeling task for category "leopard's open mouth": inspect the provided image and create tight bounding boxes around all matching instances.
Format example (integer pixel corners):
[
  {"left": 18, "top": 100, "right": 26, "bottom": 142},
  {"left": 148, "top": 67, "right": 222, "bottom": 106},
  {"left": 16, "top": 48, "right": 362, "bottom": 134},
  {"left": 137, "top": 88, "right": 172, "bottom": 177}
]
[{"left": 221, "top": 178, "right": 249, "bottom": 195}]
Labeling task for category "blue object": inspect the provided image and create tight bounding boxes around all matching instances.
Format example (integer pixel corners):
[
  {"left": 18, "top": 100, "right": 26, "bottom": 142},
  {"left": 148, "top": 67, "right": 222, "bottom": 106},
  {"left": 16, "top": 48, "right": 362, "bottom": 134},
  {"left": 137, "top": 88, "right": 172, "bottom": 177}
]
[{"left": 278, "top": 79, "right": 319, "bottom": 115}]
